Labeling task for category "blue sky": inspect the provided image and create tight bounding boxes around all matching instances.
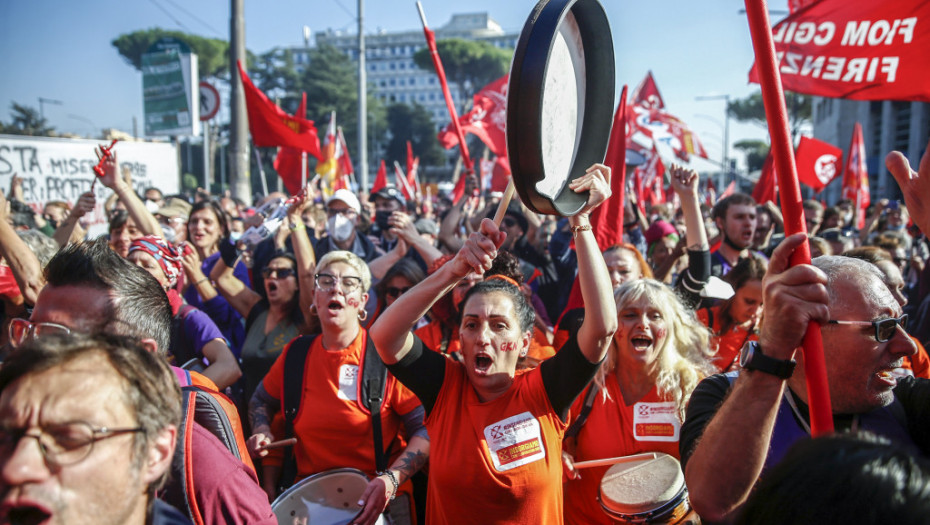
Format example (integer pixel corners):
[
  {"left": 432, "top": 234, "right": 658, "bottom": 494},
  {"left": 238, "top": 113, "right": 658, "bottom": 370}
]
[{"left": 0, "top": 0, "right": 789, "bottom": 172}]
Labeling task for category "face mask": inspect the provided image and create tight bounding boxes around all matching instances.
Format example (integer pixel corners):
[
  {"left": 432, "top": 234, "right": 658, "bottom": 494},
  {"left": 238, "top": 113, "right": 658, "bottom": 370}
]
[
  {"left": 327, "top": 214, "right": 354, "bottom": 242},
  {"left": 230, "top": 231, "right": 243, "bottom": 242},
  {"left": 375, "top": 210, "right": 392, "bottom": 231},
  {"left": 161, "top": 225, "right": 177, "bottom": 244}
]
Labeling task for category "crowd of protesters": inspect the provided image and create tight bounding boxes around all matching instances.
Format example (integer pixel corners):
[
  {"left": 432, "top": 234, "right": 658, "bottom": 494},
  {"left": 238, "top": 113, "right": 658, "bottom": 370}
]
[{"left": 2, "top": 139, "right": 930, "bottom": 525}]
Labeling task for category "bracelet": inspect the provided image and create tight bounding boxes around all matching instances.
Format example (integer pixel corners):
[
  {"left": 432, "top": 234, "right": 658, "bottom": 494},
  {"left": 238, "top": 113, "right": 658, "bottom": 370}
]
[
  {"left": 378, "top": 470, "right": 399, "bottom": 501},
  {"left": 195, "top": 277, "right": 210, "bottom": 286},
  {"left": 288, "top": 221, "right": 305, "bottom": 231},
  {"left": 570, "top": 224, "right": 592, "bottom": 237}
]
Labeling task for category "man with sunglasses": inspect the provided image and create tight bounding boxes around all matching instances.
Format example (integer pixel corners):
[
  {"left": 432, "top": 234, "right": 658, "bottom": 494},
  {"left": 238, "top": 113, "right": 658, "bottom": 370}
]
[
  {"left": 679, "top": 233, "right": 929, "bottom": 523},
  {"left": 0, "top": 333, "right": 188, "bottom": 525}
]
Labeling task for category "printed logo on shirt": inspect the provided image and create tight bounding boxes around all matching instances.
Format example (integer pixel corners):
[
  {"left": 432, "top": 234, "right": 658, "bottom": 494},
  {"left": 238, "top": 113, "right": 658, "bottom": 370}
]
[
  {"left": 633, "top": 401, "right": 680, "bottom": 442},
  {"left": 337, "top": 364, "right": 359, "bottom": 401},
  {"left": 483, "top": 411, "right": 546, "bottom": 472}
]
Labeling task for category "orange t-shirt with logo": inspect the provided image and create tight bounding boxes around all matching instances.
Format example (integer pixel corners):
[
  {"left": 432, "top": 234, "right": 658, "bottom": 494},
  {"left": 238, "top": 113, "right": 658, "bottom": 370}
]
[
  {"left": 563, "top": 377, "right": 682, "bottom": 525},
  {"left": 425, "top": 359, "right": 567, "bottom": 524},
  {"left": 262, "top": 329, "right": 422, "bottom": 478},
  {"left": 697, "top": 306, "right": 758, "bottom": 372}
]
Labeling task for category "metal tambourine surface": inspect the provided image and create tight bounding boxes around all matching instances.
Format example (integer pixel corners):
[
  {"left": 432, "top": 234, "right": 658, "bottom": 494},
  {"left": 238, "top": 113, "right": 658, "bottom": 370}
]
[
  {"left": 507, "top": 0, "right": 615, "bottom": 216},
  {"left": 271, "top": 468, "right": 386, "bottom": 525}
]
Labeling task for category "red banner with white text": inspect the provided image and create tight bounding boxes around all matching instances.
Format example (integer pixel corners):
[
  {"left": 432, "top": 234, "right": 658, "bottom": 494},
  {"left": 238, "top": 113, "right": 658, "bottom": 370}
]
[{"left": 749, "top": 1, "right": 930, "bottom": 102}]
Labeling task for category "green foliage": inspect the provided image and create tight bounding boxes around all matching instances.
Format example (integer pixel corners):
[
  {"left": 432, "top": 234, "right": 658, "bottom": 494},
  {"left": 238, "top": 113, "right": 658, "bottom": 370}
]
[
  {"left": 385, "top": 103, "right": 445, "bottom": 168},
  {"left": 0, "top": 103, "right": 55, "bottom": 136},
  {"left": 733, "top": 139, "right": 770, "bottom": 173},
  {"left": 182, "top": 173, "right": 199, "bottom": 191},
  {"left": 727, "top": 91, "right": 812, "bottom": 142},
  {"left": 111, "top": 28, "right": 232, "bottom": 78},
  {"left": 413, "top": 38, "right": 511, "bottom": 110}
]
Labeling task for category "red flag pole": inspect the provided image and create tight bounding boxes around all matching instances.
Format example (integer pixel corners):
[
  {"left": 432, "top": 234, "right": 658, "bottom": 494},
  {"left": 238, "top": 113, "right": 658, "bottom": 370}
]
[
  {"left": 417, "top": 2, "right": 474, "bottom": 199},
  {"left": 745, "top": 0, "right": 833, "bottom": 435}
]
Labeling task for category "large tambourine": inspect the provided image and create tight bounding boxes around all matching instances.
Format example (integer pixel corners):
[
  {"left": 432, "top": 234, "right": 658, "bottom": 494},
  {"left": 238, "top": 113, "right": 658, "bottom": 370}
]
[{"left": 507, "top": 0, "right": 615, "bottom": 216}]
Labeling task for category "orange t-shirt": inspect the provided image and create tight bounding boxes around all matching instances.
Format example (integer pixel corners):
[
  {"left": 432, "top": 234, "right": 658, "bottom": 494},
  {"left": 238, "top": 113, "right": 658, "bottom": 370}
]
[
  {"left": 425, "top": 359, "right": 567, "bottom": 524},
  {"left": 697, "top": 306, "right": 758, "bottom": 372},
  {"left": 563, "top": 377, "right": 682, "bottom": 525},
  {"left": 262, "top": 329, "right": 422, "bottom": 478}
]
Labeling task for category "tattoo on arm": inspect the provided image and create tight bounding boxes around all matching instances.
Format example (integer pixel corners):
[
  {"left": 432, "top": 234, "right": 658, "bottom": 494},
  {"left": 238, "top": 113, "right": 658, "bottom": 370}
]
[
  {"left": 389, "top": 444, "right": 429, "bottom": 484},
  {"left": 248, "top": 383, "right": 280, "bottom": 431}
]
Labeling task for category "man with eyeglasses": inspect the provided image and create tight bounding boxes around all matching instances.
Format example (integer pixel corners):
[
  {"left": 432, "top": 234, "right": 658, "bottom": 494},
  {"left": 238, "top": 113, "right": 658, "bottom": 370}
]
[
  {"left": 678, "top": 233, "right": 928, "bottom": 523},
  {"left": 16, "top": 239, "right": 276, "bottom": 525},
  {"left": 313, "top": 189, "right": 381, "bottom": 263},
  {"left": 0, "top": 333, "right": 188, "bottom": 525}
]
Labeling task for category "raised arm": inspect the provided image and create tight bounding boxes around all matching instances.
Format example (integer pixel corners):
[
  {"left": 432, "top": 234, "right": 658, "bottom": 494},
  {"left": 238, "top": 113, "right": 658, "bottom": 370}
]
[
  {"left": 887, "top": 140, "right": 930, "bottom": 236},
  {"left": 53, "top": 191, "right": 95, "bottom": 247},
  {"left": 669, "top": 165, "right": 712, "bottom": 306},
  {"left": 370, "top": 218, "right": 504, "bottom": 365},
  {"left": 0, "top": 191, "right": 43, "bottom": 305},
  {"left": 207, "top": 240, "right": 260, "bottom": 319},
  {"left": 285, "top": 189, "right": 317, "bottom": 318},
  {"left": 567, "top": 164, "right": 618, "bottom": 363},
  {"left": 99, "top": 152, "right": 163, "bottom": 238}
]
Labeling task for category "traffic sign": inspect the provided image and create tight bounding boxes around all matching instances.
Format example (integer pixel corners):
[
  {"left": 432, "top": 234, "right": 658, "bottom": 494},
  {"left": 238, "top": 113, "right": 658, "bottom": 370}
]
[{"left": 199, "top": 82, "right": 220, "bottom": 121}]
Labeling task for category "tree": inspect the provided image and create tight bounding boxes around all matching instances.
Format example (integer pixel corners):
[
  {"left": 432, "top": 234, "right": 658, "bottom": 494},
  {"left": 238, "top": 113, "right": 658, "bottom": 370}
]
[
  {"left": 0, "top": 103, "right": 55, "bottom": 136},
  {"left": 733, "top": 139, "right": 770, "bottom": 173},
  {"left": 413, "top": 38, "right": 511, "bottom": 112},
  {"left": 111, "top": 28, "right": 234, "bottom": 79},
  {"left": 727, "top": 91, "right": 812, "bottom": 143},
  {"left": 384, "top": 103, "right": 445, "bottom": 168}
]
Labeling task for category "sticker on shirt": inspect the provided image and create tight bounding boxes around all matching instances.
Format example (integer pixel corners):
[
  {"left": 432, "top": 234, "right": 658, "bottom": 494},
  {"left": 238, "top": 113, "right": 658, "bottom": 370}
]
[
  {"left": 483, "top": 412, "right": 546, "bottom": 472},
  {"left": 337, "top": 364, "right": 359, "bottom": 401},
  {"left": 633, "top": 401, "right": 680, "bottom": 442}
]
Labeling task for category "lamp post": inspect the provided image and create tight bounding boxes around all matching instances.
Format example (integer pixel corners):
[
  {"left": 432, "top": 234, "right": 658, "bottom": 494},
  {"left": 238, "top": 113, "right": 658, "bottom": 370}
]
[
  {"left": 38, "top": 97, "right": 63, "bottom": 121},
  {"left": 695, "top": 94, "right": 731, "bottom": 183}
]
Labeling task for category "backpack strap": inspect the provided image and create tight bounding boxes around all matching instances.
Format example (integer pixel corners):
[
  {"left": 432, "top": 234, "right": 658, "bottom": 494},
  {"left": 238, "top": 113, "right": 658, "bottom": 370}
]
[
  {"left": 277, "top": 334, "right": 316, "bottom": 495},
  {"left": 359, "top": 331, "right": 389, "bottom": 472},
  {"left": 164, "top": 389, "right": 205, "bottom": 525},
  {"left": 564, "top": 384, "right": 600, "bottom": 439}
]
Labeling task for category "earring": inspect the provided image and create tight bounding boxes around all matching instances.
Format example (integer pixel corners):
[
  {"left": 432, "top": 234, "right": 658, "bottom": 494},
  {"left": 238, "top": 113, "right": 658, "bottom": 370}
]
[
  {"left": 309, "top": 304, "right": 318, "bottom": 317},
  {"left": 357, "top": 309, "right": 368, "bottom": 322}
]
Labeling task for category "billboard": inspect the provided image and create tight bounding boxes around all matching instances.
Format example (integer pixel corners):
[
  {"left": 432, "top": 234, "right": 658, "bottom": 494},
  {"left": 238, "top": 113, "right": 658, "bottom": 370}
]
[
  {"left": 0, "top": 135, "right": 180, "bottom": 238},
  {"left": 143, "top": 38, "right": 200, "bottom": 136}
]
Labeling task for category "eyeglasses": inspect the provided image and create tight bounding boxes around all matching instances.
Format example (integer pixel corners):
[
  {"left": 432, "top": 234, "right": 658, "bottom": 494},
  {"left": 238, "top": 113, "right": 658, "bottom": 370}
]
[
  {"left": 326, "top": 208, "right": 357, "bottom": 217},
  {"left": 262, "top": 267, "right": 296, "bottom": 280},
  {"left": 315, "top": 273, "right": 362, "bottom": 293},
  {"left": 827, "top": 314, "right": 908, "bottom": 343},
  {"left": 385, "top": 286, "right": 411, "bottom": 298},
  {"left": 9, "top": 318, "right": 71, "bottom": 348},
  {"left": 0, "top": 422, "right": 144, "bottom": 467}
]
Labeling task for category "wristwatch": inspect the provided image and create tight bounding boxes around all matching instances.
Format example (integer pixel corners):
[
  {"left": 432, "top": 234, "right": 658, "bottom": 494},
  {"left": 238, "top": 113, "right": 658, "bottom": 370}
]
[{"left": 739, "top": 341, "right": 796, "bottom": 379}]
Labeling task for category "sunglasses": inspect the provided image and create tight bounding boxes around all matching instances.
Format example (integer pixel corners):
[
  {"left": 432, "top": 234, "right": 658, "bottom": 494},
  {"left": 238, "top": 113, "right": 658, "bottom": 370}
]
[
  {"left": 827, "top": 314, "right": 908, "bottom": 343},
  {"left": 261, "top": 267, "right": 296, "bottom": 279},
  {"left": 386, "top": 286, "right": 411, "bottom": 298}
]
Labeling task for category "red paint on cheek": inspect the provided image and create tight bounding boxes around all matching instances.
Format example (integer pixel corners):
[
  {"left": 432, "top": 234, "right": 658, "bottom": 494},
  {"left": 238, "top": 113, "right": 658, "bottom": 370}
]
[
  {"left": 654, "top": 327, "right": 667, "bottom": 340},
  {"left": 501, "top": 342, "right": 518, "bottom": 352},
  {"left": 347, "top": 298, "right": 360, "bottom": 308}
]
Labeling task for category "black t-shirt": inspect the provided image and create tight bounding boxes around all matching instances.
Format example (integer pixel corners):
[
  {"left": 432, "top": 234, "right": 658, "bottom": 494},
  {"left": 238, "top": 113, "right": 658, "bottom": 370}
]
[
  {"left": 679, "top": 373, "right": 930, "bottom": 471},
  {"left": 386, "top": 330, "right": 602, "bottom": 422}
]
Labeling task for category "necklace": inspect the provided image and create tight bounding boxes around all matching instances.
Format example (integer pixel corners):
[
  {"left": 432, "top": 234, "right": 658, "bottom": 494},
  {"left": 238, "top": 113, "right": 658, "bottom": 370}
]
[{"left": 784, "top": 388, "right": 858, "bottom": 434}]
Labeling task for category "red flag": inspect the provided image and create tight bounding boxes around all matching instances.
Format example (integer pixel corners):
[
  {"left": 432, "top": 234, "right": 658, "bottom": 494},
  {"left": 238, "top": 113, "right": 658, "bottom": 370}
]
[
  {"left": 371, "top": 160, "right": 388, "bottom": 194},
  {"left": 641, "top": 145, "right": 667, "bottom": 206},
  {"left": 237, "top": 61, "right": 321, "bottom": 156},
  {"left": 337, "top": 127, "right": 355, "bottom": 188},
  {"left": 420, "top": 14, "right": 473, "bottom": 201},
  {"left": 795, "top": 136, "right": 842, "bottom": 191},
  {"left": 842, "top": 122, "right": 870, "bottom": 228},
  {"left": 438, "top": 75, "right": 508, "bottom": 157},
  {"left": 490, "top": 157, "right": 511, "bottom": 193},
  {"left": 720, "top": 180, "right": 737, "bottom": 200},
  {"left": 631, "top": 71, "right": 665, "bottom": 110},
  {"left": 394, "top": 162, "right": 415, "bottom": 200},
  {"left": 405, "top": 142, "right": 420, "bottom": 198},
  {"left": 787, "top": 0, "right": 817, "bottom": 14},
  {"left": 752, "top": 151, "right": 779, "bottom": 205},
  {"left": 273, "top": 92, "right": 310, "bottom": 195},
  {"left": 748, "top": 1, "right": 930, "bottom": 102}
]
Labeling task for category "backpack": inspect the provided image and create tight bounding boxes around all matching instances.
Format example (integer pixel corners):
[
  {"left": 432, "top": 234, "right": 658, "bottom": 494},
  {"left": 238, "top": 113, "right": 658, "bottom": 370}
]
[{"left": 277, "top": 331, "right": 388, "bottom": 493}]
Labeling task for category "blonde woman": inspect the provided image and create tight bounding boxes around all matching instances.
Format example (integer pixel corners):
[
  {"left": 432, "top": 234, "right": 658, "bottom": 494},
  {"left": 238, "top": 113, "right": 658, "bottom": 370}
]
[{"left": 562, "top": 279, "right": 715, "bottom": 525}]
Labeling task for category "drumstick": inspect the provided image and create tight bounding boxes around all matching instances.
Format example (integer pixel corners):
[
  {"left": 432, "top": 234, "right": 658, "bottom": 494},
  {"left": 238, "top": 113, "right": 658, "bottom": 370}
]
[
  {"left": 572, "top": 452, "right": 658, "bottom": 469},
  {"left": 258, "top": 437, "right": 297, "bottom": 451},
  {"left": 492, "top": 178, "right": 516, "bottom": 226}
]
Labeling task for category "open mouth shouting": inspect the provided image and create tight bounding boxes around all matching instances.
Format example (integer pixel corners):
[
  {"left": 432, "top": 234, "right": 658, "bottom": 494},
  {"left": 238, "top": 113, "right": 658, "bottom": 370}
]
[
  {"left": 630, "top": 335, "right": 654, "bottom": 352},
  {"left": 473, "top": 352, "right": 494, "bottom": 375},
  {"left": 1, "top": 500, "right": 53, "bottom": 525}
]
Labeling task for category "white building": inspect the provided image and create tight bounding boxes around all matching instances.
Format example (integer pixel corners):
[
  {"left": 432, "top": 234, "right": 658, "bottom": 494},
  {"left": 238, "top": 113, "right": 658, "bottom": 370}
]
[{"left": 812, "top": 98, "right": 930, "bottom": 204}]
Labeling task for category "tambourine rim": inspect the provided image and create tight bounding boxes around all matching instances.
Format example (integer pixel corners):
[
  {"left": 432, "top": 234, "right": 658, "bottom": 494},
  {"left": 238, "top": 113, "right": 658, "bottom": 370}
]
[
  {"left": 271, "top": 467, "right": 370, "bottom": 511},
  {"left": 507, "top": 0, "right": 615, "bottom": 216}
]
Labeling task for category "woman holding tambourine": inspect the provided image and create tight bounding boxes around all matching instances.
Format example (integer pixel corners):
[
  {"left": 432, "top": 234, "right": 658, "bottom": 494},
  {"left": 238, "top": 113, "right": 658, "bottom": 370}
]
[{"left": 370, "top": 164, "right": 617, "bottom": 524}]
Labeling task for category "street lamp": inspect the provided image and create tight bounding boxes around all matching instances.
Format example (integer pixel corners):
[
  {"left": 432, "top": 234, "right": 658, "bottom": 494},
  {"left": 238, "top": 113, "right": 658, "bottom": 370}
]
[
  {"left": 38, "top": 97, "right": 63, "bottom": 121},
  {"left": 695, "top": 94, "right": 731, "bottom": 183}
]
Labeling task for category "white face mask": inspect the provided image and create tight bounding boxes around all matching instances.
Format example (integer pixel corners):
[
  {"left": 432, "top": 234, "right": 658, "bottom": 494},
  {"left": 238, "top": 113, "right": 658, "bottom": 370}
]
[
  {"left": 230, "top": 231, "right": 243, "bottom": 242},
  {"left": 327, "top": 214, "right": 354, "bottom": 242},
  {"left": 161, "top": 225, "right": 177, "bottom": 244}
]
